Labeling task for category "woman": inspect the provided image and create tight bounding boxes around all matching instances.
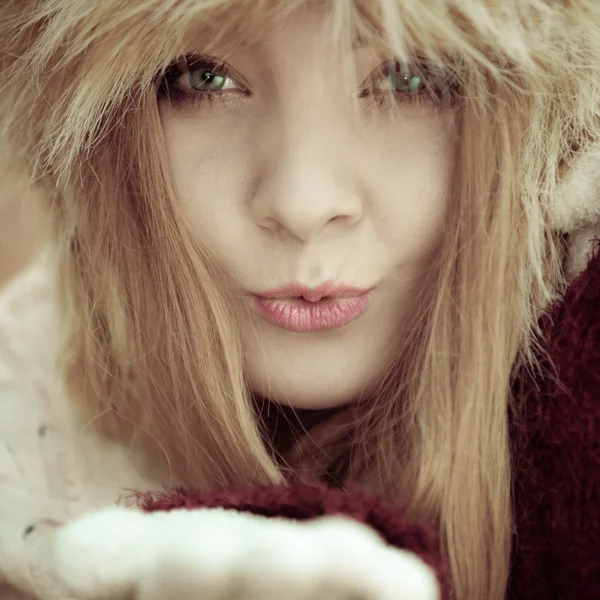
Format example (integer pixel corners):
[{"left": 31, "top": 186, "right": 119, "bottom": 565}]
[{"left": 0, "top": 1, "right": 598, "bottom": 598}]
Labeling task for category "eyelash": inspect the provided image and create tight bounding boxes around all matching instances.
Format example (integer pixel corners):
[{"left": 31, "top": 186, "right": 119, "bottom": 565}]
[
  {"left": 157, "top": 56, "right": 247, "bottom": 109},
  {"left": 156, "top": 54, "right": 461, "bottom": 111},
  {"left": 361, "top": 59, "right": 461, "bottom": 110}
]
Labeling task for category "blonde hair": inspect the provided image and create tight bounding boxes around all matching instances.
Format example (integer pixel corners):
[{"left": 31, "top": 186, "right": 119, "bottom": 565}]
[{"left": 2, "top": 1, "right": 599, "bottom": 598}]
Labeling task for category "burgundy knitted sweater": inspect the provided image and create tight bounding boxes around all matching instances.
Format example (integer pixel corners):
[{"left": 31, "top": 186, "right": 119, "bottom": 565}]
[{"left": 138, "top": 247, "right": 600, "bottom": 600}]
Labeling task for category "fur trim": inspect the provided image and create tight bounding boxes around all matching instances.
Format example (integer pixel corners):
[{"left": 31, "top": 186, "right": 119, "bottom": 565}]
[
  {"left": 554, "top": 143, "right": 600, "bottom": 233},
  {"left": 556, "top": 142, "right": 600, "bottom": 278},
  {"left": 565, "top": 227, "right": 600, "bottom": 281}
]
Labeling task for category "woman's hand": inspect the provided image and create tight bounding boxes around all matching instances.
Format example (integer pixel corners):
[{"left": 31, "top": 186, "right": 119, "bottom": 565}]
[{"left": 48, "top": 506, "right": 440, "bottom": 600}]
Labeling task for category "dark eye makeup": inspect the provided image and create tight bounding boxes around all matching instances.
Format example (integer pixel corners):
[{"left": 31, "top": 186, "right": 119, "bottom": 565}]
[{"left": 156, "top": 53, "right": 461, "bottom": 112}]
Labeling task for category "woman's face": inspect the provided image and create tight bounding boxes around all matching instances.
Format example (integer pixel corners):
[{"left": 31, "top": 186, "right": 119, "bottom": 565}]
[{"left": 159, "top": 11, "right": 457, "bottom": 409}]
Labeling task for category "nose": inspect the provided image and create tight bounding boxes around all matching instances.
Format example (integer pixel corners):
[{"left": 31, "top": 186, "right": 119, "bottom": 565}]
[{"left": 250, "top": 127, "right": 364, "bottom": 242}]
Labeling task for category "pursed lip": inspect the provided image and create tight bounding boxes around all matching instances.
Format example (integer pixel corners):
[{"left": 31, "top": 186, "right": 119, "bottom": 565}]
[{"left": 251, "top": 282, "right": 373, "bottom": 333}]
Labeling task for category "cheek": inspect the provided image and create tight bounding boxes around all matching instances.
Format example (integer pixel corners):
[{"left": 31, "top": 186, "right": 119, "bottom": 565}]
[
  {"left": 369, "top": 114, "right": 455, "bottom": 261},
  {"left": 160, "top": 113, "right": 251, "bottom": 251}
]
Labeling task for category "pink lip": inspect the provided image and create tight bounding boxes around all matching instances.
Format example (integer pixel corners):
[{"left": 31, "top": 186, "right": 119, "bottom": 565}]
[{"left": 253, "top": 283, "right": 372, "bottom": 333}]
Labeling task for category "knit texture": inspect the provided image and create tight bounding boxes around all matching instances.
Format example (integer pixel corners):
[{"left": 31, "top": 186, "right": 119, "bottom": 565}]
[{"left": 508, "top": 241, "right": 600, "bottom": 599}]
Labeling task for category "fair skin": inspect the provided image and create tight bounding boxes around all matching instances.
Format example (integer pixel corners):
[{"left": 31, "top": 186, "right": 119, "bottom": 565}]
[{"left": 159, "top": 11, "right": 457, "bottom": 409}]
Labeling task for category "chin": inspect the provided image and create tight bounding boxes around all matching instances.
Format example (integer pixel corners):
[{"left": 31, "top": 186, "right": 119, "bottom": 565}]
[
  {"left": 240, "top": 318, "right": 392, "bottom": 410},
  {"left": 245, "top": 371, "right": 360, "bottom": 410}
]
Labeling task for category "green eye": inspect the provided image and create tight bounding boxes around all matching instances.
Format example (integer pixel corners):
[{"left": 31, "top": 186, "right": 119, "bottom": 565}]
[
  {"left": 360, "top": 58, "right": 459, "bottom": 109},
  {"left": 189, "top": 68, "right": 228, "bottom": 91},
  {"left": 388, "top": 71, "right": 425, "bottom": 94}
]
